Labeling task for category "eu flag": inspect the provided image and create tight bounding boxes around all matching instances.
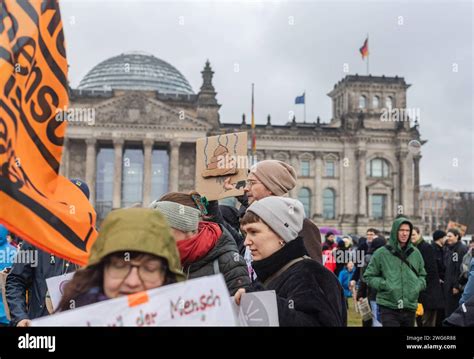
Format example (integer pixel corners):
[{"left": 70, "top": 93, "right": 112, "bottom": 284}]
[{"left": 295, "top": 93, "right": 305, "bottom": 104}]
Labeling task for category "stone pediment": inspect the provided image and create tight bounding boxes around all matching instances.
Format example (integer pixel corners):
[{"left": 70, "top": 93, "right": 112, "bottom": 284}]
[
  {"left": 367, "top": 178, "right": 393, "bottom": 189},
  {"left": 70, "top": 92, "right": 211, "bottom": 130}
]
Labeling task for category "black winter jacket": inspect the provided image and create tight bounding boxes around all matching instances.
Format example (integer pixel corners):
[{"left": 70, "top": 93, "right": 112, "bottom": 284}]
[
  {"left": 415, "top": 239, "right": 444, "bottom": 310},
  {"left": 444, "top": 240, "right": 468, "bottom": 316},
  {"left": 5, "top": 242, "right": 78, "bottom": 325},
  {"left": 183, "top": 225, "right": 251, "bottom": 296},
  {"left": 250, "top": 238, "right": 347, "bottom": 326}
]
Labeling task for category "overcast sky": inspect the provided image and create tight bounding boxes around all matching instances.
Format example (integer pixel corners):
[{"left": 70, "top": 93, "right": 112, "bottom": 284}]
[{"left": 61, "top": 0, "right": 473, "bottom": 192}]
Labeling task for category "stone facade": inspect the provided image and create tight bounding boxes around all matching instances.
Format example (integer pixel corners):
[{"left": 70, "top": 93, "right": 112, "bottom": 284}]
[{"left": 63, "top": 58, "right": 423, "bottom": 233}]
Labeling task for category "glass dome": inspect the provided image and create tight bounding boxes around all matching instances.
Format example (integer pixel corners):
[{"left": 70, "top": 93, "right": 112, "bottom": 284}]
[{"left": 78, "top": 51, "right": 194, "bottom": 95}]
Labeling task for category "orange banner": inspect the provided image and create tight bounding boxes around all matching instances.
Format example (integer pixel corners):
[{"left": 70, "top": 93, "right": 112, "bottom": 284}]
[{"left": 0, "top": 0, "right": 97, "bottom": 265}]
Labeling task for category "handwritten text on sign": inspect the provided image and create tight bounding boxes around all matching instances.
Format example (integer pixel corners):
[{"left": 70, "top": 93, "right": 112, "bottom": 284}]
[{"left": 32, "top": 275, "right": 237, "bottom": 326}]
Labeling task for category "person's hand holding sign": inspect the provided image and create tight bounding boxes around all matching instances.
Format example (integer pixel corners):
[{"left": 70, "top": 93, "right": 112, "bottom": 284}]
[
  {"left": 234, "top": 288, "right": 246, "bottom": 305},
  {"left": 223, "top": 177, "right": 236, "bottom": 191}
]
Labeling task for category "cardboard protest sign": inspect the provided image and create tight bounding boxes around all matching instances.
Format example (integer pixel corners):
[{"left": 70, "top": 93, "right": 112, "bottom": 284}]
[
  {"left": 46, "top": 272, "right": 75, "bottom": 311},
  {"left": 32, "top": 274, "right": 237, "bottom": 326},
  {"left": 231, "top": 291, "right": 279, "bottom": 326},
  {"left": 195, "top": 132, "right": 248, "bottom": 200},
  {"left": 447, "top": 221, "right": 467, "bottom": 237}
]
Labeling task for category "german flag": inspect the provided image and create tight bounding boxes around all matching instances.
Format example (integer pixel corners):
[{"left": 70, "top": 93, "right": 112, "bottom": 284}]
[
  {"left": 0, "top": 0, "right": 98, "bottom": 265},
  {"left": 359, "top": 37, "right": 369, "bottom": 59}
]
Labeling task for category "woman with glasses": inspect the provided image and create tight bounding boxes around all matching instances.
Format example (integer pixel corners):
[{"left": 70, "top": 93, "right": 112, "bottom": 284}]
[{"left": 57, "top": 208, "right": 184, "bottom": 311}]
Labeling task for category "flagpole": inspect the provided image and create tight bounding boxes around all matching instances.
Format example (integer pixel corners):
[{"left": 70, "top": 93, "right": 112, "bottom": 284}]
[
  {"left": 304, "top": 90, "right": 306, "bottom": 123},
  {"left": 251, "top": 83, "right": 256, "bottom": 165},
  {"left": 367, "top": 33, "right": 369, "bottom": 75}
]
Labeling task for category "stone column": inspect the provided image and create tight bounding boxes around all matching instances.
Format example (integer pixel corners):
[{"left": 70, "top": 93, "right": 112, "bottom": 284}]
[
  {"left": 413, "top": 155, "right": 421, "bottom": 219},
  {"left": 356, "top": 149, "right": 367, "bottom": 217},
  {"left": 314, "top": 152, "right": 323, "bottom": 218},
  {"left": 338, "top": 153, "right": 344, "bottom": 221},
  {"left": 265, "top": 150, "right": 273, "bottom": 161},
  {"left": 142, "top": 138, "right": 154, "bottom": 206},
  {"left": 113, "top": 138, "right": 124, "bottom": 209},
  {"left": 289, "top": 151, "right": 299, "bottom": 198},
  {"left": 85, "top": 138, "right": 97, "bottom": 206},
  {"left": 60, "top": 137, "right": 69, "bottom": 177},
  {"left": 396, "top": 150, "right": 408, "bottom": 215},
  {"left": 168, "top": 141, "right": 181, "bottom": 192}
]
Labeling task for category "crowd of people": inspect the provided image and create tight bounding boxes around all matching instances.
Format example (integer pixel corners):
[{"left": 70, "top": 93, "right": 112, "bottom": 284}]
[
  {"left": 324, "top": 224, "right": 473, "bottom": 327},
  {"left": 0, "top": 161, "right": 473, "bottom": 327}
]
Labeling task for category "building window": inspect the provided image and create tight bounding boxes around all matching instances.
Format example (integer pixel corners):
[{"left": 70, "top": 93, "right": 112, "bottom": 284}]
[
  {"left": 325, "top": 160, "right": 335, "bottom": 177},
  {"left": 372, "top": 96, "right": 380, "bottom": 108},
  {"left": 323, "top": 188, "right": 336, "bottom": 220},
  {"left": 121, "top": 147, "right": 144, "bottom": 208},
  {"left": 367, "top": 158, "right": 389, "bottom": 178},
  {"left": 371, "top": 194, "right": 386, "bottom": 219},
  {"left": 95, "top": 147, "right": 114, "bottom": 221},
  {"left": 151, "top": 148, "right": 169, "bottom": 203},
  {"left": 359, "top": 95, "right": 367, "bottom": 109},
  {"left": 300, "top": 160, "right": 310, "bottom": 177},
  {"left": 385, "top": 96, "right": 393, "bottom": 110},
  {"left": 298, "top": 188, "right": 311, "bottom": 218}
]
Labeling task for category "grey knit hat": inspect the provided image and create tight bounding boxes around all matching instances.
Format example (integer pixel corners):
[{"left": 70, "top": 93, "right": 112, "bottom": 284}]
[
  {"left": 247, "top": 197, "right": 305, "bottom": 243},
  {"left": 149, "top": 200, "right": 200, "bottom": 233}
]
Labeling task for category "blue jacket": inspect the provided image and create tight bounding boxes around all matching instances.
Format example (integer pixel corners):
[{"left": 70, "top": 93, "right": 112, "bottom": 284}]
[
  {"left": 338, "top": 268, "right": 355, "bottom": 298},
  {"left": 460, "top": 258, "right": 474, "bottom": 305},
  {"left": 0, "top": 225, "right": 17, "bottom": 324}
]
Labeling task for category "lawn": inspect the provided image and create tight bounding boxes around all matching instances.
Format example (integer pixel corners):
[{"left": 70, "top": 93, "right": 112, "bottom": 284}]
[{"left": 347, "top": 298, "right": 363, "bottom": 327}]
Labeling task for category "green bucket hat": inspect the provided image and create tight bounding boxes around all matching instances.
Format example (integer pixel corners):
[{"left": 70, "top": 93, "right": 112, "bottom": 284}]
[{"left": 88, "top": 208, "right": 184, "bottom": 281}]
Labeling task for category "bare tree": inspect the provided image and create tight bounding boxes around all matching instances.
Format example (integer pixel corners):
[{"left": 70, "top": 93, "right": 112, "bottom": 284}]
[{"left": 445, "top": 194, "right": 474, "bottom": 234}]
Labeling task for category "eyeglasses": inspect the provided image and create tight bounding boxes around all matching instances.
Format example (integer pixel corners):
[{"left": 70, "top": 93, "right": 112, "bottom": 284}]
[
  {"left": 246, "top": 180, "right": 262, "bottom": 188},
  {"left": 106, "top": 259, "right": 166, "bottom": 283}
]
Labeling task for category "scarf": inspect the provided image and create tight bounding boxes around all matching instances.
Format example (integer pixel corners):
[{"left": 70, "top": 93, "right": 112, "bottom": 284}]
[{"left": 177, "top": 221, "right": 221, "bottom": 265}]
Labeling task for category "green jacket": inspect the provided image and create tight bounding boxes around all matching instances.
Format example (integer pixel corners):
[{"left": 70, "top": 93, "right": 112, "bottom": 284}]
[{"left": 363, "top": 218, "right": 426, "bottom": 311}]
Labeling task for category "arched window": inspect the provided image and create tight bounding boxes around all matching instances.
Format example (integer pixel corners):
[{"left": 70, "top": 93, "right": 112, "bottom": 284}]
[
  {"left": 298, "top": 188, "right": 311, "bottom": 218},
  {"left": 359, "top": 95, "right": 367, "bottom": 109},
  {"left": 367, "top": 158, "right": 390, "bottom": 178},
  {"left": 121, "top": 147, "right": 144, "bottom": 208},
  {"left": 372, "top": 95, "right": 380, "bottom": 108},
  {"left": 385, "top": 96, "right": 393, "bottom": 110},
  {"left": 323, "top": 188, "right": 336, "bottom": 220}
]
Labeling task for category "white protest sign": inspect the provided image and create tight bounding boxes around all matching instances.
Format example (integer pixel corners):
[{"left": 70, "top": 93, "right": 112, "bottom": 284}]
[
  {"left": 33, "top": 274, "right": 237, "bottom": 326},
  {"left": 46, "top": 272, "right": 75, "bottom": 311},
  {"left": 232, "top": 291, "right": 279, "bottom": 326}
]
